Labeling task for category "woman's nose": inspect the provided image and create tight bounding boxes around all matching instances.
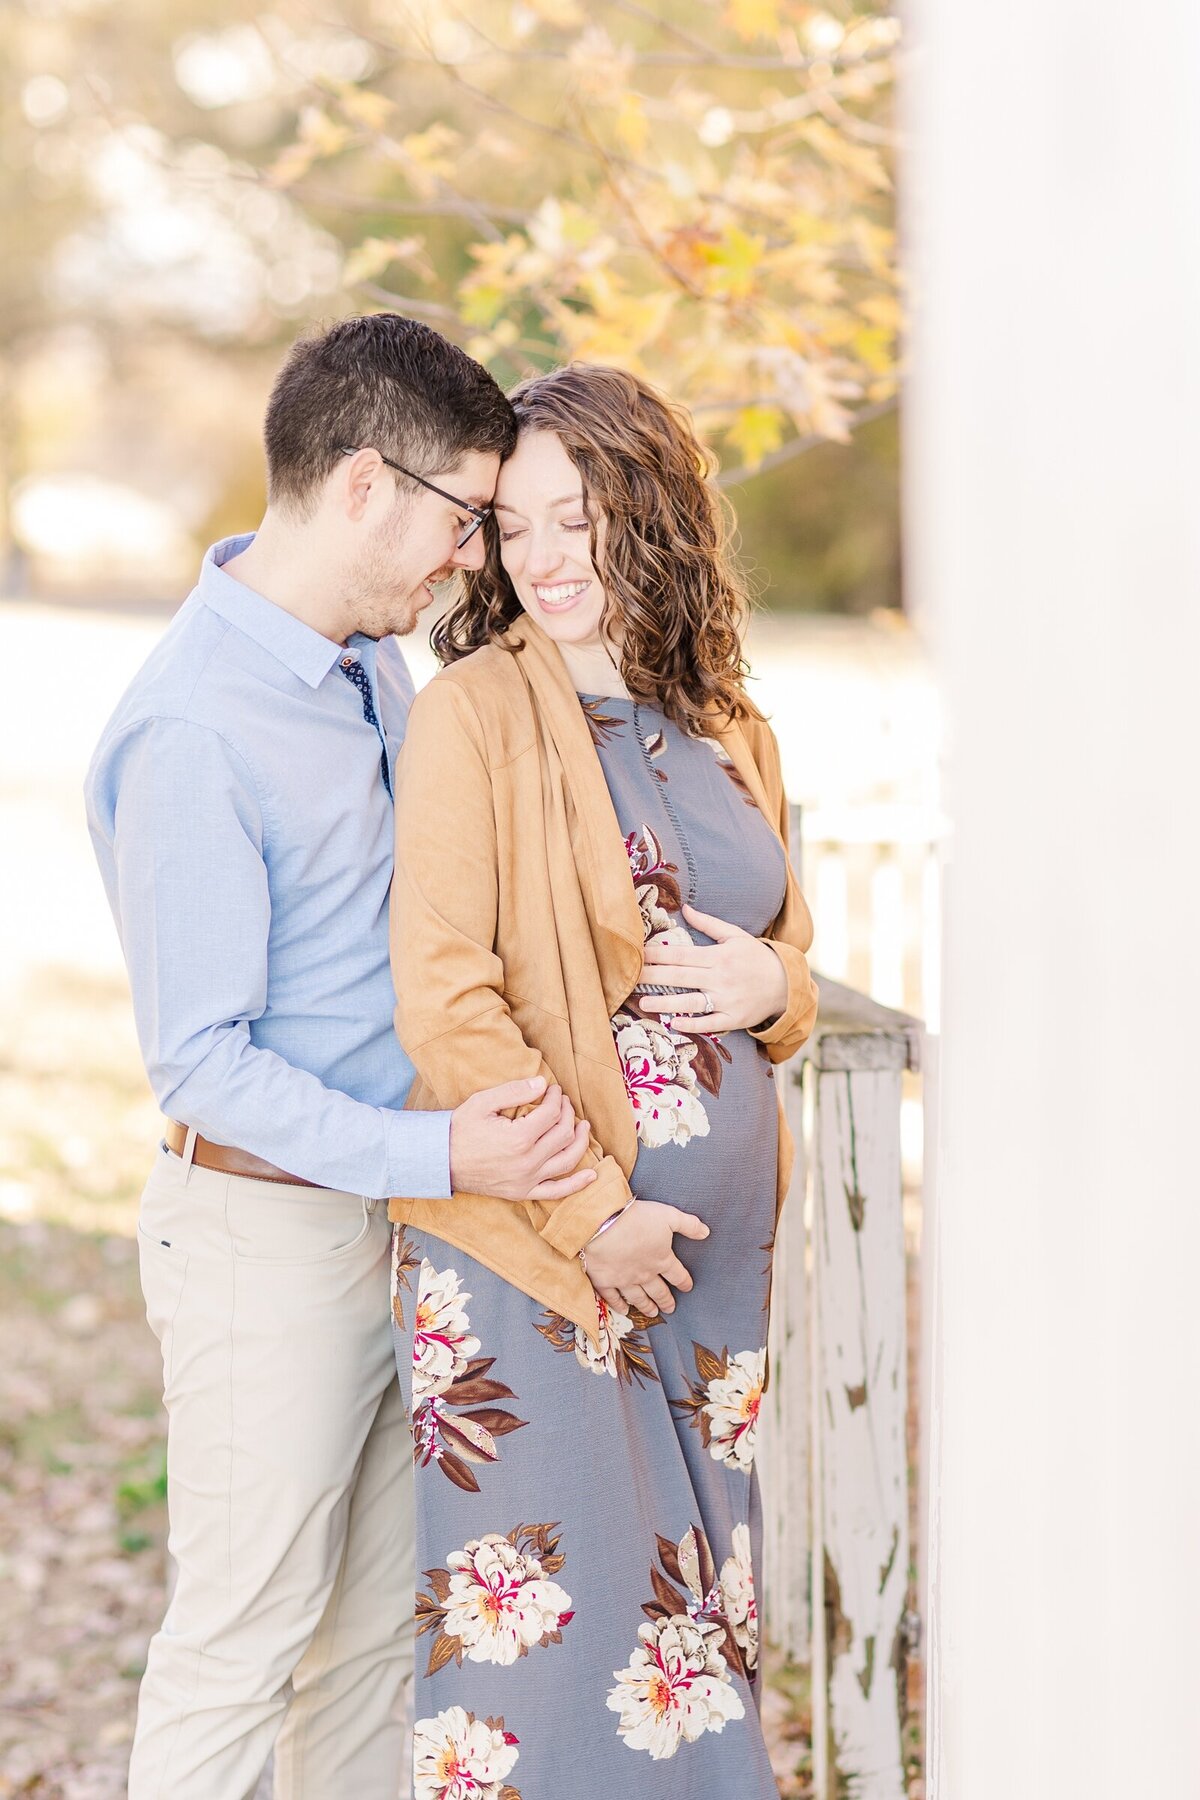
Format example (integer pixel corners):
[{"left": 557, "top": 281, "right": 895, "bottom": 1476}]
[{"left": 527, "top": 536, "right": 565, "bottom": 580}]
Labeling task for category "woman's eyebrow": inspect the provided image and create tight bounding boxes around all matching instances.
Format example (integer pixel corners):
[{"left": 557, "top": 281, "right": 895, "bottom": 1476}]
[{"left": 493, "top": 492, "right": 583, "bottom": 514}]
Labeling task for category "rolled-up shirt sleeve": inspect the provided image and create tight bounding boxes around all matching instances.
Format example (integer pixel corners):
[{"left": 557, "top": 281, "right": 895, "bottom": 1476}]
[{"left": 93, "top": 716, "right": 450, "bottom": 1198}]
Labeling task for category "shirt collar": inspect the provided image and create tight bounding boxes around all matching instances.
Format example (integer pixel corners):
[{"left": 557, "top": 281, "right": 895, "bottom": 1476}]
[{"left": 199, "top": 534, "right": 348, "bottom": 690}]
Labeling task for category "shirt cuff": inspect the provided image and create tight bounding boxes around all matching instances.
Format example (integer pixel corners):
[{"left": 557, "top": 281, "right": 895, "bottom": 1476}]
[{"left": 383, "top": 1107, "right": 453, "bottom": 1201}]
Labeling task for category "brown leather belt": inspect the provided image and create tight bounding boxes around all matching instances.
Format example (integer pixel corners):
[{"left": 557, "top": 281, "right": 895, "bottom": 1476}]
[{"left": 162, "top": 1121, "right": 325, "bottom": 1188}]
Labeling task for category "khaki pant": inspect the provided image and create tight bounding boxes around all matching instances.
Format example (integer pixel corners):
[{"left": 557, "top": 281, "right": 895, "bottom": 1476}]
[{"left": 129, "top": 1143, "right": 413, "bottom": 1800}]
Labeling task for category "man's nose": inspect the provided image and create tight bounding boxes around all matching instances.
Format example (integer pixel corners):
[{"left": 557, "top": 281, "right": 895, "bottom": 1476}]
[{"left": 451, "top": 528, "right": 489, "bottom": 572}]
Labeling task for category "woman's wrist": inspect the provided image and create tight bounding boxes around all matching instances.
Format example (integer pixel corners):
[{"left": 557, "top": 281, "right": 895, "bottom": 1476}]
[{"left": 578, "top": 1194, "right": 638, "bottom": 1274}]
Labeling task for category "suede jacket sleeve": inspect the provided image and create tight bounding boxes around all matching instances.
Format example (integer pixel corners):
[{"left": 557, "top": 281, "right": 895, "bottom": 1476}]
[
  {"left": 390, "top": 674, "right": 630, "bottom": 1258},
  {"left": 744, "top": 715, "right": 820, "bottom": 1062}
]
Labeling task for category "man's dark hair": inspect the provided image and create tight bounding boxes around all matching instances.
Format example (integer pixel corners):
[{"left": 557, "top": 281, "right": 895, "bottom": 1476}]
[{"left": 263, "top": 313, "right": 517, "bottom": 513}]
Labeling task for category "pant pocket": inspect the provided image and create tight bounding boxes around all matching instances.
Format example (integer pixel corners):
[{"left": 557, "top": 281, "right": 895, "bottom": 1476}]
[
  {"left": 228, "top": 1185, "right": 375, "bottom": 1265},
  {"left": 137, "top": 1226, "right": 190, "bottom": 1388}
]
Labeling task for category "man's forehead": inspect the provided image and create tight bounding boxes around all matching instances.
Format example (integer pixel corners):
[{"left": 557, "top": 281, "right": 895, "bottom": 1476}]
[{"left": 437, "top": 449, "right": 501, "bottom": 506}]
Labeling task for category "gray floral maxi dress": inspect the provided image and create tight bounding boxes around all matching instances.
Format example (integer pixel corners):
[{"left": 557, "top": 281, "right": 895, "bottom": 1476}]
[{"left": 392, "top": 694, "right": 788, "bottom": 1800}]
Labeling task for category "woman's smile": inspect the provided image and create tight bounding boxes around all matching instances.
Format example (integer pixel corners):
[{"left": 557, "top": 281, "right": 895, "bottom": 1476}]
[{"left": 534, "top": 578, "right": 592, "bottom": 611}]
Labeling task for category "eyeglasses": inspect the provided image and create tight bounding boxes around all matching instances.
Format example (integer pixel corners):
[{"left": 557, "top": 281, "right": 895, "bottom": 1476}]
[{"left": 340, "top": 447, "right": 491, "bottom": 549}]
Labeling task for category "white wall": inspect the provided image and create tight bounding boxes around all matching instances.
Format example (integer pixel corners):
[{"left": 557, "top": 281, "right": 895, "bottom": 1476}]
[{"left": 904, "top": 2, "right": 1200, "bottom": 1793}]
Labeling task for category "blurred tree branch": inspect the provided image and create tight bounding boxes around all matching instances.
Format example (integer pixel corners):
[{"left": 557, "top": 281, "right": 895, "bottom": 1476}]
[{"left": 253, "top": 0, "right": 902, "bottom": 475}]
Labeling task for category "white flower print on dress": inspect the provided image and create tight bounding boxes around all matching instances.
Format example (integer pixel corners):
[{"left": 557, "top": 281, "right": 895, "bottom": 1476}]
[
  {"left": 610, "top": 1522, "right": 753, "bottom": 1755},
  {"left": 412, "top": 1260, "right": 481, "bottom": 1403},
  {"left": 607, "top": 1615, "right": 744, "bottom": 1759},
  {"left": 416, "top": 1526, "right": 574, "bottom": 1674},
  {"left": 613, "top": 1012, "right": 710, "bottom": 1148},
  {"left": 413, "top": 1704, "right": 521, "bottom": 1800},
  {"left": 704, "top": 1349, "right": 766, "bottom": 1472},
  {"left": 407, "top": 1258, "right": 527, "bottom": 1493},
  {"left": 671, "top": 1343, "right": 766, "bottom": 1473},
  {"left": 720, "top": 1523, "right": 759, "bottom": 1673}
]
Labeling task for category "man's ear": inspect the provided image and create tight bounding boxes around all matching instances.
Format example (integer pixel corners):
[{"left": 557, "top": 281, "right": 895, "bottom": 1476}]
[{"left": 339, "top": 448, "right": 384, "bottom": 522}]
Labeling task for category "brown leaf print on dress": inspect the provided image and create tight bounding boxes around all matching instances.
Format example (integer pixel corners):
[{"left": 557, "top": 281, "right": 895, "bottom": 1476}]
[
  {"left": 708, "top": 738, "right": 759, "bottom": 808},
  {"left": 641, "top": 1524, "right": 749, "bottom": 1683},
  {"left": 625, "top": 824, "right": 682, "bottom": 919},
  {"left": 643, "top": 726, "right": 669, "bottom": 781},
  {"left": 410, "top": 1257, "right": 528, "bottom": 1493},
  {"left": 580, "top": 697, "right": 626, "bottom": 747},
  {"left": 391, "top": 1228, "right": 420, "bottom": 1331},
  {"left": 533, "top": 1297, "right": 661, "bottom": 1387},
  {"left": 688, "top": 1030, "right": 733, "bottom": 1099}
]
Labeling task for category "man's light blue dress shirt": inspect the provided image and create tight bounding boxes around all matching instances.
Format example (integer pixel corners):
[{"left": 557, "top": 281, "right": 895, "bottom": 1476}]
[{"left": 85, "top": 534, "right": 452, "bottom": 1199}]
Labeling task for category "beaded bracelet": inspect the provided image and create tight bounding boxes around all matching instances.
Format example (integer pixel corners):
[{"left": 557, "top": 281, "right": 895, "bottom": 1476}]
[{"left": 577, "top": 1194, "right": 639, "bottom": 1275}]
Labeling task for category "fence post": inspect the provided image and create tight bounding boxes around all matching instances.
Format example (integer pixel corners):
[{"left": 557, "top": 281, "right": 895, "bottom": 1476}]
[
  {"left": 807, "top": 984, "right": 919, "bottom": 1800},
  {"left": 759, "top": 1056, "right": 811, "bottom": 1662}
]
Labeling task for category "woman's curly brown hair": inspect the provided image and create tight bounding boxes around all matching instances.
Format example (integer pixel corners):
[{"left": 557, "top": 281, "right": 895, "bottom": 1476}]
[{"left": 432, "top": 363, "right": 753, "bottom": 732}]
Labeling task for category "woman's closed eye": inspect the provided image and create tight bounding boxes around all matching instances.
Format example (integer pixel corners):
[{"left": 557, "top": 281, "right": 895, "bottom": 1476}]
[{"left": 499, "top": 520, "right": 589, "bottom": 543}]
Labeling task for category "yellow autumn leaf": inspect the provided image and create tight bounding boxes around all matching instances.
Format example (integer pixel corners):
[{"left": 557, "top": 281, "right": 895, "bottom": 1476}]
[
  {"left": 265, "top": 141, "right": 318, "bottom": 189},
  {"left": 266, "top": 108, "right": 351, "bottom": 185},
  {"left": 858, "top": 292, "right": 903, "bottom": 332},
  {"left": 401, "top": 123, "right": 462, "bottom": 182},
  {"left": 726, "top": 405, "right": 785, "bottom": 469},
  {"left": 800, "top": 118, "right": 892, "bottom": 193},
  {"left": 850, "top": 324, "right": 894, "bottom": 374},
  {"left": 699, "top": 227, "right": 767, "bottom": 300},
  {"left": 459, "top": 283, "right": 508, "bottom": 329},
  {"left": 338, "top": 88, "right": 394, "bottom": 133},
  {"left": 614, "top": 92, "right": 649, "bottom": 157},
  {"left": 723, "top": 0, "right": 782, "bottom": 44},
  {"left": 525, "top": 0, "right": 585, "bottom": 25},
  {"left": 559, "top": 288, "right": 678, "bottom": 362},
  {"left": 300, "top": 107, "right": 352, "bottom": 158},
  {"left": 342, "top": 237, "right": 426, "bottom": 289}
]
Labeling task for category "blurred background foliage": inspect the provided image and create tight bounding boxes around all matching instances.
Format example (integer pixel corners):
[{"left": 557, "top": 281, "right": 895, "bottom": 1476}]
[{"left": 2, "top": 0, "right": 899, "bottom": 611}]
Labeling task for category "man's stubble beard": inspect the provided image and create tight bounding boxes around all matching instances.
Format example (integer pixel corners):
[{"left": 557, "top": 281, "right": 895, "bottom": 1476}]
[{"left": 344, "top": 511, "right": 429, "bottom": 640}]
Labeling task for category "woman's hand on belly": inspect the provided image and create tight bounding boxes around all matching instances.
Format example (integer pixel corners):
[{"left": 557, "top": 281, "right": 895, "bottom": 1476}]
[
  {"left": 640, "top": 902, "right": 789, "bottom": 1034},
  {"left": 584, "top": 1200, "right": 709, "bottom": 1319}
]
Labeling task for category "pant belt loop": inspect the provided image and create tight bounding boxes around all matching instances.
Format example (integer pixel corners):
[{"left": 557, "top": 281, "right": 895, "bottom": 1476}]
[{"left": 181, "top": 1125, "right": 198, "bottom": 1183}]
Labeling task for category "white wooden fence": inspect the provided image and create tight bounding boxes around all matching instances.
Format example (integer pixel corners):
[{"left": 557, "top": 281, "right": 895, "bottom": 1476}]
[{"left": 758, "top": 807, "right": 926, "bottom": 1799}]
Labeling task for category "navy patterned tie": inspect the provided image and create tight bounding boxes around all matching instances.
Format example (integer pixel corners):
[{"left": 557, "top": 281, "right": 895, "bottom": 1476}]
[{"left": 339, "top": 655, "right": 393, "bottom": 798}]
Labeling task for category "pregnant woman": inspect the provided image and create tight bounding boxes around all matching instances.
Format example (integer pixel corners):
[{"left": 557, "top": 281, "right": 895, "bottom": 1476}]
[{"left": 389, "top": 363, "right": 818, "bottom": 1798}]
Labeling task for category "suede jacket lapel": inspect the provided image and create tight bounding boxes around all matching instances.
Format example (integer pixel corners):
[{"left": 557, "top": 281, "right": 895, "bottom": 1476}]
[{"left": 502, "top": 618, "right": 645, "bottom": 1016}]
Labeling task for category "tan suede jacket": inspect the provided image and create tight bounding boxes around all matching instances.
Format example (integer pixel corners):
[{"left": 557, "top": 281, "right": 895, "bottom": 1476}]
[{"left": 387, "top": 617, "right": 818, "bottom": 1345}]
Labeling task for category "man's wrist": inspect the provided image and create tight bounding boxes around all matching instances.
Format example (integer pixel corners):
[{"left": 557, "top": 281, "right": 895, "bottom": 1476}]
[{"left": 385, "top": 1107, "right": 454, "bottom": 1200}]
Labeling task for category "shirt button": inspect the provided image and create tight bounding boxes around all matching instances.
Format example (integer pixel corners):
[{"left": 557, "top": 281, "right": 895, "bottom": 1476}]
[{"left": 340, "top": 655, "right": 354, "bottom": 668}]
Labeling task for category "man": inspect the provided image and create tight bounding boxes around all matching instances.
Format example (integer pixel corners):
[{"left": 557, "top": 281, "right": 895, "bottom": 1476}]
[{"left": 85, "top": 315, "right": 596, "bottom": 1799}]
